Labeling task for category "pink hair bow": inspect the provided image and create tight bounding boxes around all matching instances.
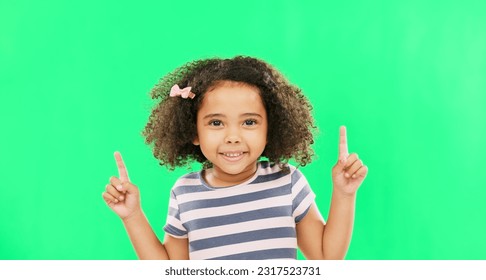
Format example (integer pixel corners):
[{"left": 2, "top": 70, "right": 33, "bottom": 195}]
[{"left": 170, "top": 84, "right": 195, "bottom": 99}]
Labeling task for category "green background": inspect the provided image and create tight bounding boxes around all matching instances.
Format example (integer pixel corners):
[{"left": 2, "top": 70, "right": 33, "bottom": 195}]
[{"left": 1, "top": 0, "right": 485, "bottom": 260}]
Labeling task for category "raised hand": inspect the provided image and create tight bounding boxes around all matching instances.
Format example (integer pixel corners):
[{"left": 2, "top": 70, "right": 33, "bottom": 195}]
[
  {"left": 331, "top": 126, "right": 368, "bottom": 195},
  {"left": 102, "top": 151, "right": 142, "bottom": 220}
]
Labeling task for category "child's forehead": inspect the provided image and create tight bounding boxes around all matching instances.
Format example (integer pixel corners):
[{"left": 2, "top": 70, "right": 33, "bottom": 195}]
[
  {"left": 204, "top": 83, "right": 261, "bottom": 100},
  {"left": 198, "top": 82, "right": 266, "bottom": 114},
  {"left": 206, "top": 80, "right": 259, "bottom": 93}
]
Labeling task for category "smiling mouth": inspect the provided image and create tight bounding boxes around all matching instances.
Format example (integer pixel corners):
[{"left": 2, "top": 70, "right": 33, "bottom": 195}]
[
  {"left": 220, "top": 152, "right": 247, "bottom": 161},
  {"left": 222, "top": 152, "right": 244, "bottom": 157}
]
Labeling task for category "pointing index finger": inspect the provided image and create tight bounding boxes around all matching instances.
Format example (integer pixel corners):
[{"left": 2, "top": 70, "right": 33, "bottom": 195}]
[
  {"left": 339, "top": 126, "right": 349, "bottom": 162},
  {"left": 114, "top": 151, "right": 130, "bottom": 182}
]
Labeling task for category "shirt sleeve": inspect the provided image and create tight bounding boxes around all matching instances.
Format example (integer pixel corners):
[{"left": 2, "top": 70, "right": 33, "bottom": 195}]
[
  {"left": 163, "top": 189, "right": 188, "bottom": 238},
  {"left": 290, "top": 167, "right": 316, "bottom": 223}
]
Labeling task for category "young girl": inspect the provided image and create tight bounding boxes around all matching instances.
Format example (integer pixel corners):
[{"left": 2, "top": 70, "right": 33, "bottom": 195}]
[{"left": 102, "top": 56, "right": 368, "bottom": 260}]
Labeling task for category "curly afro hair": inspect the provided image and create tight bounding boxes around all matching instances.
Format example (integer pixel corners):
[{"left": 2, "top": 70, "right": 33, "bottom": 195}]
[{"left": 142, "top": 56, "right": 316, "bottom": 170}]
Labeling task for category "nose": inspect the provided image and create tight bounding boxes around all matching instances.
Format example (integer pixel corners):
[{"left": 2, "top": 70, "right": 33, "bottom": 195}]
[{"left": 225, "top": 127, "right": 241, "bottom": 144}]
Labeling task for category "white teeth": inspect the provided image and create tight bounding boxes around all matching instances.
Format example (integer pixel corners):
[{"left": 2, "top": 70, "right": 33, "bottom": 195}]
[{"left": 223, "top": 153, "right": 243, "bottom": 157}]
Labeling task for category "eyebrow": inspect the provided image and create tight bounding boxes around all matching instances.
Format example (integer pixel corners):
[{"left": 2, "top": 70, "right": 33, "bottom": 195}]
[{"left": 202, "top": 113, "right": 263, "bottom": 119}]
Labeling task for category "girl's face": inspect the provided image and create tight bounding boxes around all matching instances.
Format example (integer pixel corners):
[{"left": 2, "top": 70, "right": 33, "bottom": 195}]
[{"left": 193, "top": 82, "right": 268, "bottom": 187}]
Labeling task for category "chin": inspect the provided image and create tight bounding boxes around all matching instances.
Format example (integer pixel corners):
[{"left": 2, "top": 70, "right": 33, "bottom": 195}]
[
  {"left": 219, "top": 166, "right": 248, "bottom": 175},
  {"left": 217, "top": 161, "right": 256, "bottom": 174}
]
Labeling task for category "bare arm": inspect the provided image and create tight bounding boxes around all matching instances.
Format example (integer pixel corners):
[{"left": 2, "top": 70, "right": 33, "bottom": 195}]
[
  {"left": 122, "top": 210, "right": 189, "bottom": 260},
  {"left": 322, "top": 192, "right": 356, "bottom": 259},
  {"left": 102, "top": 151, "right": 189, "bottom": 260},
  {"left": 297, "top": 126, "right": 367, "bottom": 259},
  {"left": 122, "top": 210, "right": 170, "bottom": 259},
  {"left": 297, "top": 192, "right": 356, "bottom": 259}
]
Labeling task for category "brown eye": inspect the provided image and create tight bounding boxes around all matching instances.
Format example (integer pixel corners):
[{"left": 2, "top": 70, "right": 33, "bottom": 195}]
[
  {"left": 244, "top": 119, "right": 257, "bottom": 126},
  {"left": 209, "top": 120, "right": 222, "bottom": 126}
]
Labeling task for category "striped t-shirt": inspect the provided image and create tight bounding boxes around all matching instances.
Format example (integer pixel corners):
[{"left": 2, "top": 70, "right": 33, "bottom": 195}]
[{"left": 163, "top": 161, "right": 316, "bottom": 260}]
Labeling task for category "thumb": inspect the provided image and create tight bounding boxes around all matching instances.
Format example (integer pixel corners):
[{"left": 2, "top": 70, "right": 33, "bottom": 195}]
[
  {"left": 334, "top": 155, "right": 348, "bottom": 172},
  {"left": 117, "top": 181, "right": 139, "bottom": 196}
]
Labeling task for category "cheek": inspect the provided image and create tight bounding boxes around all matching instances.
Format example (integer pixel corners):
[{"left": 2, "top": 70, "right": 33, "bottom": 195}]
[
  {"left": 198, "top": 130, "right": 220, "bottom": 148},
  {"left": 247, "top": 129, "right": 268, "bottom": 147}
]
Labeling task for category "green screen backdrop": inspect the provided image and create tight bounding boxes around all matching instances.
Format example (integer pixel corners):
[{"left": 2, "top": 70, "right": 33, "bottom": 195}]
[{"left": 1, "top": 0, "right": 485, "bottom": 259}]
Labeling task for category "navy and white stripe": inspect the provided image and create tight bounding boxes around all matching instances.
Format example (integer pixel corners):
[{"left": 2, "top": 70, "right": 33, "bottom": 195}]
[{"left": 164, "top": 161, "right": 315, "bottom": 260}]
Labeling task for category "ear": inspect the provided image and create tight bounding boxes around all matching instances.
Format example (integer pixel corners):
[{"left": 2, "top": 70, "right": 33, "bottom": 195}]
[{"left": 193, "top": 135, "right": 200, "bottom": 146}]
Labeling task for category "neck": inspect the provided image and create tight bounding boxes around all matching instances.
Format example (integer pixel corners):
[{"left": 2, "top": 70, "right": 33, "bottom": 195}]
[{"left": 204, "top": 162, "right": 258, "bottom": 187}]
